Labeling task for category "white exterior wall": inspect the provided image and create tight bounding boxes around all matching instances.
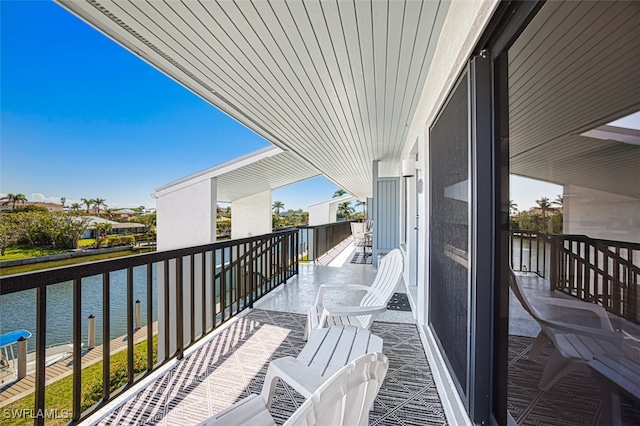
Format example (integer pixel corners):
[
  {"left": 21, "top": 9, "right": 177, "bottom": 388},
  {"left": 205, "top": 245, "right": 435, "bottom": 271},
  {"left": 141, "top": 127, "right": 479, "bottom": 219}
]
[
  {"left": 308, "top": 203, "right": 333, "bottom": 226},
  {"left": 564, "top": 184, "right": 640, "bottom": 244},
  {"left": 231, "top": 190, "right": 272, "bottom": 239},
  {"left": 156, "top": 177, "right": 217, "bottom": 251}
]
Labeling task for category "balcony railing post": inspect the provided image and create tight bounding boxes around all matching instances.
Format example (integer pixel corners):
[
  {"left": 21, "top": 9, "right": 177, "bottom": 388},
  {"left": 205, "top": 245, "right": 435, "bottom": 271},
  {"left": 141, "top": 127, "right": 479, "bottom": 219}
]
[
  {"left": 147, "top": 263, "right": 154, "bottom": 371},
  {"left": 16, "top": 336, "right": 27, "bottom": 380},
  {"left": 103, "top": 272, "right": 111, "bottom": 400},
  {"left": 35, "top": 286, "right": 46, "bottom": 426},
  {"left": 73, "top": 278, "right": 82, "bottom": 421},
  {"left": 88, "top": 314, "right": 96, "bottom": 349},
  {"left": 127, "top": 267, "right": 134, "bottom": 383},
  {"left": 175, "top": 258, "right": 184, "bottom": 360},
  {"left": 190, "top": 254, "right": 195, "bottom": 343}
]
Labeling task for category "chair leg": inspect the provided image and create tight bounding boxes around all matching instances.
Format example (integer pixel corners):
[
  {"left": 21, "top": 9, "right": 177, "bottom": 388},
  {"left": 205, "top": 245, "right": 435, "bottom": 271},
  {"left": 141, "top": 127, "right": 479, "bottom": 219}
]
[
  {"left": 538, "top": 349, "right": 586, "bottom": 391},
  {"left": 528, "top": 332, "right": 550, "bottom": 361},
  {"left": 260, "top": 364, "right": 282, "bottom": 411}
]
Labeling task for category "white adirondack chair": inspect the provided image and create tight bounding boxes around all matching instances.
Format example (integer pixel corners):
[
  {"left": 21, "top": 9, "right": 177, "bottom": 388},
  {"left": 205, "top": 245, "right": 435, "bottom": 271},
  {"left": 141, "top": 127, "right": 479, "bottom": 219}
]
[
  {"left": 196, "top": 352, "right": 389, "bottom": 426},
  {"left": 508, "top": 269, "right": 624, "bottom": 390},
  {"left": 304, "top": 249, "right": 404, "bottom": 339}
]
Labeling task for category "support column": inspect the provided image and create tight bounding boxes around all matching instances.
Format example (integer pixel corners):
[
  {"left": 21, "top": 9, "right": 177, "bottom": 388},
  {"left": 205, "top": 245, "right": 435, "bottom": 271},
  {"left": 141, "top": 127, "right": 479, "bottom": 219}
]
[{"left": 231, "top": 190, "right": 272, "bottom": 239}]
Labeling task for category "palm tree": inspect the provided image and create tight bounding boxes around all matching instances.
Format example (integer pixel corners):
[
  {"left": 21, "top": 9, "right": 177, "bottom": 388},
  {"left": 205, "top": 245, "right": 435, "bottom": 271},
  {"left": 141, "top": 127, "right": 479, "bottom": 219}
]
[
  {"left": 332, "top": 189, "right": 347, "bottom": 198},
  {"left": 70, "top": 203, "right": 82, "bottom": 213},
  {"left": 535, "top": 197, "right": 553, "bottom": 219},
  {"left": 337, "top": 202, "right": 355, "bottom": 220},
  {"left": 509, "top": 200, "right": 518, "bottom": 215},
  {"left": 81, "top": 198, "right": 95, "bottom": 214},
  {"left": 0, "top": 193, "right": 28, "bottom": 209},
  {"left": 553, "top": 195, "right": 563, "bottom": 207},
  {"left": 355, "top": 200, "right": 366, "bottom": 217},
  {"left": 60, "top": 197, "right": 66, "bottom": 208},
  {"left": 93, "top": 198, "right": 107, "bottom": 214},
  {"left": 272, "top": 201, "right": 285, "bottom": 216}
]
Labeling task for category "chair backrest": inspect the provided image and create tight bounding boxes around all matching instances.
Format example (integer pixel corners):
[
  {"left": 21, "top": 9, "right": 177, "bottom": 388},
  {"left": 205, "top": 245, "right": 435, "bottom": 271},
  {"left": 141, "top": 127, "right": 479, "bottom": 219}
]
[
  {"left": 508, "top": 268, "right": 543, "bottom": 321},
  {"left": 358, "top": 249, "right": 404, "bottom": 327},
  {"left": 351, "top": 222, "right": 365, "bottom": 240},
  {"left": 284, "top": 352, "right": 389, "bottom": 426}
]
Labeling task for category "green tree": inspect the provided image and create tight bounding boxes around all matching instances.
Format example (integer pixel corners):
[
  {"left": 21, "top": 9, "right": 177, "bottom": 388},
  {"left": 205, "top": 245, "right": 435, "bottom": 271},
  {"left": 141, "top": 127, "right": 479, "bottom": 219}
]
[
  {"left": 535, "top": 197, "right": 553, "bottom": 219},
  {"left": 332, "top": 189, "right": 347, "bottom": 198},
  {"left": 509, "top": 200, "right": 518, "bottom": 215},
  {"left": 355, "top": 200, "right": 366, "bottom": 217},
  {"left": 81, "top": 198, "right": 95, "bottom": 214},
  {"left": 93, "top": 222, "right": 113, "bottom": 247},
  {"left": 70, "top": 203, "right": 82, "bottom": 213},
  {"left": 272, "top": 201, "right": 285, "bottom": 215},
  {"left": 1, "top": 193, "right": 28, "bottom": 209},
  {"left": 93, "top": 198, "right": 107, "bottom": 214},
  {"left": 337, "top": 202, "right": 354, "bottom": 220},
  {"left": 272, "top": 201, "right": 284, "bottom": 229},
  {"left": 553, "top": 195, "right": 563, "bottom": 207},
  {"left": 136, "top": 213, "right": 157, "bottom": 234},
  {"left": 0, "top": 215, "right": 21, "bottom": 255}
]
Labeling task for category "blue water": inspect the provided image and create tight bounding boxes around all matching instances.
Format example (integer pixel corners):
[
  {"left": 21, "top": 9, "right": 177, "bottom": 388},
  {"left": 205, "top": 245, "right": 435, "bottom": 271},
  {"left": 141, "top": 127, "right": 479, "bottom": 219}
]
[{"left": 0, "top": 266, "right": 158, "bottom": 352}]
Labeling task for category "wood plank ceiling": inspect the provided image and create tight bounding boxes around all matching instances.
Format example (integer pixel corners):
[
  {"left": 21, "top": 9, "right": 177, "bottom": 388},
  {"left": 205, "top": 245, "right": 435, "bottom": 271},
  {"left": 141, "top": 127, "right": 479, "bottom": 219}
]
[
  {"left": 509, "top": 0, "right": 640, "bottom": 199},
  {"left": 59, "top": 0, "right": 449, "bottom": 199}
]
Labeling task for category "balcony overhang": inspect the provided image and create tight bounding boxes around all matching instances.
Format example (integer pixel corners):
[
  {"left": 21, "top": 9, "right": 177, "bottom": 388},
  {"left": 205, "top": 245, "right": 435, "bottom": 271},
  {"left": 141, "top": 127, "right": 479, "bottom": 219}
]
[{"left": 154, "top": 145, "right": 319, "bottom": 202}]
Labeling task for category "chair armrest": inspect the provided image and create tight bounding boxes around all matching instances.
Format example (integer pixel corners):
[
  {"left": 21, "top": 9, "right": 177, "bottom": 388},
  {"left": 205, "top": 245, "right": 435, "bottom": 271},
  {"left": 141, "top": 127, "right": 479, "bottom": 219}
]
[
  {"left": 260, "top": 357, "right": 325, "bottom": 407},
  {"left": 530, "top": 296, "right": 614, "bottom": 331},
  {"left": 314, "top": 284, "right": 371, "bottom": 306},
  {"left": 322, "top": 305, "right": 387, "bottom": 317},
  {"left": 537, "top": 316, "right": 622, "bottom": 342}
]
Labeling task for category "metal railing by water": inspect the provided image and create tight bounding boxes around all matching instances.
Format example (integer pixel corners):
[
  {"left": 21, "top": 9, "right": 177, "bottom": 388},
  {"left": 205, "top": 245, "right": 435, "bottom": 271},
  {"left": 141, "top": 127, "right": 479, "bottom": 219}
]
[
  {"left": 0, "top": 229, "right": 298, "bottom": 425},
  {"left": 297, "top": 221, "right": 354, "bottom": 261}
]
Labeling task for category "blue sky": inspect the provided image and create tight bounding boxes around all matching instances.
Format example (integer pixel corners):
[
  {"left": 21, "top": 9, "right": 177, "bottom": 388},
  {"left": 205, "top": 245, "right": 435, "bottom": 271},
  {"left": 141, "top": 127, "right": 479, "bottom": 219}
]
[{"left": 0, "top": 0, "right": 338, "bottom": 211}]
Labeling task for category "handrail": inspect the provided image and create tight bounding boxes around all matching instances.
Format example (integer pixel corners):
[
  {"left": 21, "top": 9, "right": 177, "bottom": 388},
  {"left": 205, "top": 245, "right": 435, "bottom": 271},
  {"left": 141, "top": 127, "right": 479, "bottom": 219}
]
[
  {"left": 0, "top": 229, "right": 299, "bottom": 424},
  {"left": 509, "top": 230, "right": 639, "bottom": 324},
  {"left": 297, "top": 220, "right": 355, "bottom": 261}
]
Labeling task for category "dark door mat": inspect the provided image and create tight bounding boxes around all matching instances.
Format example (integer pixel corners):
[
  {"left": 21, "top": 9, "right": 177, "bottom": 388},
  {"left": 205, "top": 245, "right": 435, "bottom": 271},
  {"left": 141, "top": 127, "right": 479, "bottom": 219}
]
[
  {"left": 350, "top": 251, "right": 372, "bottom": 264},
  {"left": 387, "top": 292, "right": 412, "bottom": 311}
]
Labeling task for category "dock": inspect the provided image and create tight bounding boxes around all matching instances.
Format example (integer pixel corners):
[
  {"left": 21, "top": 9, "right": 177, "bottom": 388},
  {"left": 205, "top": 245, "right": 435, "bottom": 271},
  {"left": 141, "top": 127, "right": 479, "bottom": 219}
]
[{"left": 0, "top": 322, "right": 158, "bottom": 408}]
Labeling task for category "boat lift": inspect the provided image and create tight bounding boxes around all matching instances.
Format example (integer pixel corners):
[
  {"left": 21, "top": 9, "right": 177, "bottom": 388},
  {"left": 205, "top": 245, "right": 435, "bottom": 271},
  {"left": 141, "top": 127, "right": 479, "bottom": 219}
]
[{"left": 0, "top": 329, "right": 31, "bottom": 378}]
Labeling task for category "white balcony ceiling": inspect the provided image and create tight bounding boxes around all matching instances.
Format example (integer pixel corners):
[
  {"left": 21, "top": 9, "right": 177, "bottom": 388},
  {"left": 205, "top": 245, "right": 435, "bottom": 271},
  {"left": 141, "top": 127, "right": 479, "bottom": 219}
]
[
  {"left": 58, "top": 0, "right": 449, "bottom": 200},
  {"left": 154, "top": 146, "right": 320, "bottom": 202}
]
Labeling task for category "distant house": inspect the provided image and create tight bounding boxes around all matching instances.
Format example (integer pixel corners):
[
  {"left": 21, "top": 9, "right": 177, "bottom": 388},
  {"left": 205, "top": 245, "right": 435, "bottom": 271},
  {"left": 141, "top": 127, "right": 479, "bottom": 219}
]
[
  {"left": 81, "top": 217, "right": 146, "bottom": 239},
  {"left": 112, "top": 208, "right": 136, "bottom": 219},
  {"left": 0, "top": 202, "right": 64, "bottom": 212}
]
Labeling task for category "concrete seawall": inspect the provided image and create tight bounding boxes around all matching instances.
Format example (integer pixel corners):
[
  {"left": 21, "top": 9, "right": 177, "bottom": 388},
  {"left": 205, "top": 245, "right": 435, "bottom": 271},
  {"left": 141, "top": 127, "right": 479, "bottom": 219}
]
[{"left": 0, "top": 245, "right": 135, "bottom": 268}]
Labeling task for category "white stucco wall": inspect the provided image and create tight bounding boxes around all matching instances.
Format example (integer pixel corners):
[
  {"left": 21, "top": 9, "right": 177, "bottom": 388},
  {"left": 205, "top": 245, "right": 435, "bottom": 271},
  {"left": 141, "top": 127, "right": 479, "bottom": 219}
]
[
  {"left": 308, "top": 202, "right": 332, "bottom": 226},
  {"left": 231, "top": 190, "right": 272, "bottom": 239},
  {"left": 564, "top": 184, "right": 640, "bottom": 244},
  {"left": 156, "top": 177, "right": 217, "bottom": 251}
]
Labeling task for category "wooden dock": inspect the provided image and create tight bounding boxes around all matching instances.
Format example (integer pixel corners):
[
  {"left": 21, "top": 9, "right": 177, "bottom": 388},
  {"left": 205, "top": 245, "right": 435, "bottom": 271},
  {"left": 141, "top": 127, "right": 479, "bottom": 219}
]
[{"left": 0, "top": 322, "right": 158, "bottom": 407}]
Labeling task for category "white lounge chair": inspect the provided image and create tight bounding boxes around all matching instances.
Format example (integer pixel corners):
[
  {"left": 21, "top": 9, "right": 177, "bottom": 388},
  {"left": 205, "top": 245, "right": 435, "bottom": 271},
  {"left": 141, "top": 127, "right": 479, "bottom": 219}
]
[
  {"left": 197, "top": 352, "right": 389, "bottom": 426},
  {"left": 508, "top": 269, "right": 624, "bottom": 390},
  {"left": 350, "top": 222, "right": 370, "bottom": 256},
  {"left": 304, "top": 249, "right": 404, "bottom": 339}
]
